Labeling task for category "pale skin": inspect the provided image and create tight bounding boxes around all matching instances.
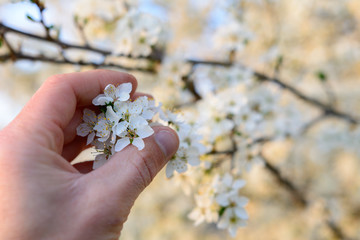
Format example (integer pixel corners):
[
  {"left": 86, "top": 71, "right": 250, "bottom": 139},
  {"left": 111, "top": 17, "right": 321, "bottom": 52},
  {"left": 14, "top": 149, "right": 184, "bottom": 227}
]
[{"left": 0, "top": 70, "right": 179, "bottom": 240}]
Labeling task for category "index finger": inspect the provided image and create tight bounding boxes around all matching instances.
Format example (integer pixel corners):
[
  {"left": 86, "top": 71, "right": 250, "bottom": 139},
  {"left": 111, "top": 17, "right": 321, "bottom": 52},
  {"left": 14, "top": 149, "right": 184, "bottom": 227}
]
[{"left": 12, "top": 69, "right": 137, "bottom": 153}]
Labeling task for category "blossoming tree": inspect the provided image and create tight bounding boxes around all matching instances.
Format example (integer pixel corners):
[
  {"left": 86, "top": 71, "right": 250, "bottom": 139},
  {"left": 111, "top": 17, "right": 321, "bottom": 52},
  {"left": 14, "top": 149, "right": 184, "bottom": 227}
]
[{"left": 1, "top": 0, "right": 360, "bottom": 239}]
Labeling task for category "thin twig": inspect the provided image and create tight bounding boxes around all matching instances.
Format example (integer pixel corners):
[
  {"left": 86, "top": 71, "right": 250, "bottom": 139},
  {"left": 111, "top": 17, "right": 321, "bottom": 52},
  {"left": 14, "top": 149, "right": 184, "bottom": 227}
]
[
  {"left": 261, "top": 155, "right": 353, "bottom": 240},
  {"left": 33, "top": 0, "right": 52, "bottom": 39},
  {"left": 261, "top": 154, "right": 308, "bottom": 207},
  {"left": 326, "top": 219, "right": 353, "bottom": 240},
  {"left": 300, "top": 113, "right": 328, "bottom": 134},
  {"left": 73, "top": 18, "right": 90, "bottom": 47},
  {"left": 181, "top": 65, "right": 201, "bottom": 101}
]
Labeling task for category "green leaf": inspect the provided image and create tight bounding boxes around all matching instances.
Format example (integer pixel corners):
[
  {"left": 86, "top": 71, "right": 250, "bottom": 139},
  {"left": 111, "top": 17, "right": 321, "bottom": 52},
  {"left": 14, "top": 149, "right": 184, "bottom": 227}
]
[
  {"left": 316, "top": 71, "right": 327, "bottom": 82},
  {"left": 100, "top": 106, "right": 107, "bottom": 114},
  {"left": 0, "top": 38, "right": 3, "bottom": 48},
  {"left": 26, "top": 14, "right": 36, "bottom": 22},
  {"left": 234, "top": 131, "right": 242, "bottom": 136},
  {"left": 219, "top": 206, "right": 227, "bottom": 217}
]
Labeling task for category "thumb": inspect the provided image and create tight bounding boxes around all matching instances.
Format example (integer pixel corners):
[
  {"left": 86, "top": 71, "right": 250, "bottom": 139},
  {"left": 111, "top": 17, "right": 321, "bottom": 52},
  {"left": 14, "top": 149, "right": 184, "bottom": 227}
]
[{"left": 83, "top": 125, "right": 179, "bottom": 210}]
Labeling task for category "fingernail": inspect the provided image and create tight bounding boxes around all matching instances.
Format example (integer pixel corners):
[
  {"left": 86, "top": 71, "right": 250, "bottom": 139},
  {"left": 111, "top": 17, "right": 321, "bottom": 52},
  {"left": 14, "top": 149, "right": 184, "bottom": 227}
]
[{"left": 155, "top": 130, "right": 178, "bottom": 158}]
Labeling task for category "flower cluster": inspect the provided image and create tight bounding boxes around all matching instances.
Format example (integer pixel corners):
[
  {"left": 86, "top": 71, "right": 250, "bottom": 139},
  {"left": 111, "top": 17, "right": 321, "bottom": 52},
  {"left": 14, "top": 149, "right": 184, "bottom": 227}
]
[
  {"left": 188, "top": 173, "right": 249, "bottom": 237},
  {"left": 153, "top": 57, "right": 194, "bottom": 107},
  {"left": 114, "top": 10, "right": 164, "bottom": 57},
  {"left": 213, "top": 20, "right": 254, "bottom": 53},
  {"left": 76, "top": 83, "right": 158, "bottom": 169},
  {"left": 159, "top": 110, "right": 207, "bottom": 178},
  {"left": 76, "top": 83, "right": 207, "bottom": 177}
]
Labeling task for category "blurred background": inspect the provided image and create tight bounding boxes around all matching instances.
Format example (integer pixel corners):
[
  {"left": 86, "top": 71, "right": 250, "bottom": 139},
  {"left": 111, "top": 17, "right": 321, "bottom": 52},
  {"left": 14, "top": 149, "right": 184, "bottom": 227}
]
[{"left": 1, "top": 0, "right": 360, "bottom": 239}]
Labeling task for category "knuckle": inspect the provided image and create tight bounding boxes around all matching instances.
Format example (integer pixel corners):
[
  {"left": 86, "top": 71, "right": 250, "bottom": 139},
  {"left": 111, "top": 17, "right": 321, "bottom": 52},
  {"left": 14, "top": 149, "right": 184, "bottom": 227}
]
[
  {"left": 46, "top": 74, "right": 67, "bottom": 85},
  {"left": 92, "top": 69, "right": 111, "bottom": 76}
]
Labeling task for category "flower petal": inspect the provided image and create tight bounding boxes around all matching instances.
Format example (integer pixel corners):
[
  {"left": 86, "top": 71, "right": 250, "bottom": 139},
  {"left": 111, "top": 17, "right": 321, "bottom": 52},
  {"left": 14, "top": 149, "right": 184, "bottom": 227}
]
[
  {"left": 104, "top": 84, "right": 117, "bottom": 99},
  {"left": 94, "top": 120, "right": 110, "bottom": 139},
  {"left": 188, "top": 156, "right": 200, "bottom": 166},
  {"left": 93, "top": 154, "right": 107, "bottom": 169},
  {"left": 228, "top": 225, "right": 238, "bottom": 237},
  {"left": 83, "top": 109, "right": 97, "bottom": 124},
  {"left": 106, "top": 106, "right": 120, "bottom": 124},
  {"left": 215, "top": 194, "right": 230, "bottom": 206},
  {"left": 165, "top": 162, "right": 174, "bottom": 178},
  {"left": 116, "top": 82, "right": 132, "bottom": 101},
  {"left": 114, "top": 101, "right": 128, "bottom": 114},
  {"left": 136, "top": 125, "right": 154, "bottom": 138},
  {"left": 132, "top": 137, "right": 145, "bottom": 150},
  {"left": 115, "top": 137, "right": 130, "bottom": 152},
  {"left": 129, "top": 115, "right": 147, "bottom": 129},
  {"left": 76, "top": 123, "right": 92, "bottom": 137},
  {"left": 174, "top": 159, "right": 188, "bottom": 173},
  {"left": 141, "top": 109, "right": 154, "bottom": 120},
  {"left": 222, "top": 173, "right": 233, "bottom": 187},
  {"left": 232, "top": 179, "right": 246, "bottom": 190},
  {"left": 86, "top": 132, "right": 95, "bottom": 145},
  {"left": 128, "top": 101, "right": 143, "bottom": 115},
  {"left": 114, "top": 121, "right": 129, "bottom": 136},
  {"left": 235, "top": 207, "right": 248, "bottom": 220},
  {"left": 92, "top": 94, "right": 113, "bottom": 106},
  {"left": 235, "top": 196, "right": 249, "bottom": 207}
]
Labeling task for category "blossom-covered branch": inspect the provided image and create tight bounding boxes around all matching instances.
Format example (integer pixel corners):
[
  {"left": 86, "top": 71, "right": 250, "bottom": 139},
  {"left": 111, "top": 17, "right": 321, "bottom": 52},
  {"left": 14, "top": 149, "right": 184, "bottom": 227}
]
[
  {"left": 0, "top": 53, "right": 155, "bottom": 73},
  {"left": 2, "top": 21, "right": 359, "bottom": 127},
  {"left": 186, "top": 59, "right": 359, "bottom": 125},
  {"left": 1, "top": 1, "right": 359, "bottom": 238},
  {"left": 0, "top": 23, "right": 163, "bottom": 61}
]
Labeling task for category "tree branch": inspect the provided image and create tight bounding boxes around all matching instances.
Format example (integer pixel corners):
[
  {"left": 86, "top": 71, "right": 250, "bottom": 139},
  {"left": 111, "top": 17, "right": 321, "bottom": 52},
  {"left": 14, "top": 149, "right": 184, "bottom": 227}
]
[
  {"left": 207, "top": 140, "right": 352, "bottom": 240},
  {"left": 186, "top": 58, "right": 359, "bottom": 125},
  {"left": 261, "top": 155, "right": 353, "bottom": 240},
  {"left": 2, "top": 22, "right": 358, "bottom": 127},
  {"left": 0, "top": 53, "right": 155, "bottom": 73},
  {"left": 261, "top": 154, "right": 307, "bottom": 207},
  {"left": 300, "top": 113, "right": 328, "bottom": 134},
  {"left": 0, "top": 22, "right": 163, "bottom": 61}
]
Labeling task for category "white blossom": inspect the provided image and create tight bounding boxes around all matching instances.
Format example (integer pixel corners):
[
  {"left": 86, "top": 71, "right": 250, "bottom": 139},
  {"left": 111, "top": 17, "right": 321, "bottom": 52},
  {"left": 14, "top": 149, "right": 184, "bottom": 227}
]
[
  {"left": 213, "top": 173, "right": 249, "bottom": 237},
  {"left": 188, "top": 194, "right": 219, "bottom": 226},
  {"left": 114, "top": 115, "right": 154, "bottom": 151},
  {"left": 217, "top": 208, "right": 247, "bottom": 237},
  {"left": 76, "top": 109, "right": 97, "bottom": 145},
  {"left": 234, "top": 143, "right": 263, "bottom": 172},
  {"left": 113, "top": 10, "right": 163, "bottom": 57},
  {"left": 92, "top": 83, "right": 132, "bottom": 106},
  {"left": 214, "top": 20, "right": 254, "bottom": 53}
]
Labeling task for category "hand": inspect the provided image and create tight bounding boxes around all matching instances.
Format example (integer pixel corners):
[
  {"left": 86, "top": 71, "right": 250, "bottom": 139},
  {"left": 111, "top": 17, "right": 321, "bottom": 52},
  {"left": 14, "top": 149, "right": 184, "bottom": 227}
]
[{"left": 0, "top": 70, "right": 179, "bottom": 240}]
